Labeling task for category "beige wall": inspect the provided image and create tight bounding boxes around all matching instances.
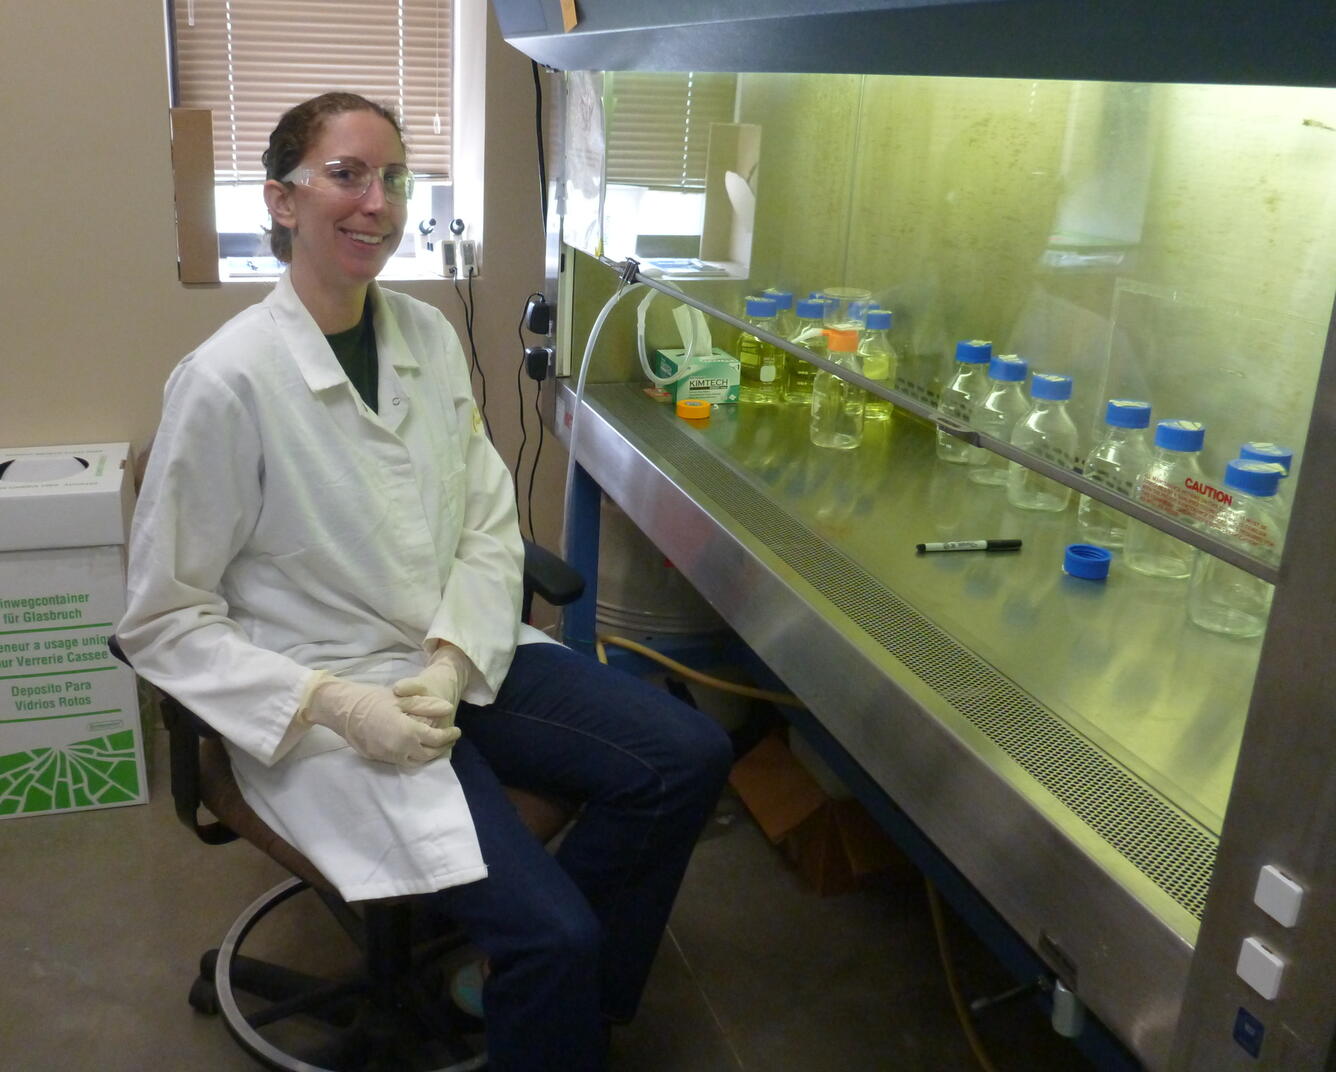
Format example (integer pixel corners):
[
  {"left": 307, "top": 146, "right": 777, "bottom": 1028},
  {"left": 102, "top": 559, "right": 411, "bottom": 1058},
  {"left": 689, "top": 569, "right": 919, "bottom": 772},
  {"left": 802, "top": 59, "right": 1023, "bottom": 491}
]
[{"left": 0, "top": 2, "right": 565, "bottom": 550}]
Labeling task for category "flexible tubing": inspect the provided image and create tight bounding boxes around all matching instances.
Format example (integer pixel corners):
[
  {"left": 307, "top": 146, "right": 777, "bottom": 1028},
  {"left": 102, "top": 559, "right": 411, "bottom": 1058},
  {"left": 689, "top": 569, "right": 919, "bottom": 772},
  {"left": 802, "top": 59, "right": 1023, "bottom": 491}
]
[
  {"left": 597, "top": 633, "right": 995, "bottom": 1070},
  {"left": 926, "top": 878, "right": 1000, "bottom": 1072},
  {"left": 561, "top": 279, "right": 647, "bottom": 560},
  {"left": 596, "top": 634, "right": 804, "bottom": 708},
  {"left": 635, "top": 281, "right": 700, "bottom": 388}
]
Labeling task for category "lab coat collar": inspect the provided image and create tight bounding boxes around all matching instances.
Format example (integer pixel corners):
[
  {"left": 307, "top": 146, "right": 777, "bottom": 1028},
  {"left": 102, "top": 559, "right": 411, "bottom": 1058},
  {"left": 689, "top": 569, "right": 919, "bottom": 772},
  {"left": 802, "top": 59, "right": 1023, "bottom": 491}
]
[{"left": 267, "top": 271, "right": 420, "bottom": 397}]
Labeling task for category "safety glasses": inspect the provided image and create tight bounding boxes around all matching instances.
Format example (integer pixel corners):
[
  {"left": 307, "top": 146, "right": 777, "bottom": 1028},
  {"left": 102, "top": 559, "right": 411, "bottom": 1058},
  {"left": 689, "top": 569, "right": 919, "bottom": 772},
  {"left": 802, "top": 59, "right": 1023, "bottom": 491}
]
[{"left": 282, "top": 158, "right": 415, "bottom": 205}]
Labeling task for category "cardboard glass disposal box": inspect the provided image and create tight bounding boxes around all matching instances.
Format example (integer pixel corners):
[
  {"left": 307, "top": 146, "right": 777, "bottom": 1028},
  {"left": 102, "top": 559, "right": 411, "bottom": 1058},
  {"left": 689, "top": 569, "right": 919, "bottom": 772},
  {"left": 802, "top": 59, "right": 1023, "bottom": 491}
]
[{"left": 0, "top": 443, "right": 147, "bottom": 818}]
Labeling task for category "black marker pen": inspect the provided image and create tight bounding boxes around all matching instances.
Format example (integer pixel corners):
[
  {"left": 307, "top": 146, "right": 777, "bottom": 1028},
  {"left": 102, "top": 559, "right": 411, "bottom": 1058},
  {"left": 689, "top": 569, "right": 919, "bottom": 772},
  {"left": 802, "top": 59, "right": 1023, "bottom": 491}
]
[{"left": 916, "top": 539, "right": 1022, "bottom": 553}]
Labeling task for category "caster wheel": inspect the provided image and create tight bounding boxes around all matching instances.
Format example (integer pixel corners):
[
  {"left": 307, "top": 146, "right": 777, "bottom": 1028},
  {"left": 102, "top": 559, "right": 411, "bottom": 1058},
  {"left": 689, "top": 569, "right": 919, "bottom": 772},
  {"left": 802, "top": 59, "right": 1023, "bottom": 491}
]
[{"left": 189, "top": 975, "right": 220, "bottom": 1015}]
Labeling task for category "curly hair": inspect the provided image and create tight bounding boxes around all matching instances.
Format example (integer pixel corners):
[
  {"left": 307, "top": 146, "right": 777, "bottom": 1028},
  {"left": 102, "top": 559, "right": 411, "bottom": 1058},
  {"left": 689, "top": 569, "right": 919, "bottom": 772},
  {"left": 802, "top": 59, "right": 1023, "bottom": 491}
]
[{"left": 262, "top": 92, "right": 406, "bottom": 263}]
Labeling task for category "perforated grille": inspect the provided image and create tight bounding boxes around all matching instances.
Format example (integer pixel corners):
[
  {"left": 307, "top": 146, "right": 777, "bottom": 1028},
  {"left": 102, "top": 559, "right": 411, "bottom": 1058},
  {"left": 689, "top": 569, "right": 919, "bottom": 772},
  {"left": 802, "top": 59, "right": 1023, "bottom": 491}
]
[{"left": 613, "top": 394, "right": 1216, "bottom": 918}]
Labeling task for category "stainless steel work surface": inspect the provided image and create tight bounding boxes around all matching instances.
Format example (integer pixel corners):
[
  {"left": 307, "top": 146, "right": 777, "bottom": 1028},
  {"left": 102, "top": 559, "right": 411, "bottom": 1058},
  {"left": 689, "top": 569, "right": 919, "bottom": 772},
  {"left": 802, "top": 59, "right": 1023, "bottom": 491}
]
[
  {"left": 597, "top": 385, "right": 1256, "bottom": 827},
  {"left": 571, "top": 382, "right": 1211, "bottom": 1067},
  {"left": 578, "top": 384, "right": 1262, "bottom": 916}
]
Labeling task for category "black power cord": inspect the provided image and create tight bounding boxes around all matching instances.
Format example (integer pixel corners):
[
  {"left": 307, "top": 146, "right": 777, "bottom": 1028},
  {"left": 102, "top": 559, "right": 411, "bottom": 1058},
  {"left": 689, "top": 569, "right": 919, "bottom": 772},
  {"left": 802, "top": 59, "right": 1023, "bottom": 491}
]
[
  {"left": 513, "top": 293, "right": 542, "bottom": 516},
  {"left": 453, "top": 272, "right": 493, "bottom": 443},
  {"left": 522, "top": 62, "right": 553, "bottom": 543},
  {"left": 528, "top": 364, "right": 546, "bottom": 546},
  {"left": 532, "top": 61, "right": 548, "bottom": 234}
]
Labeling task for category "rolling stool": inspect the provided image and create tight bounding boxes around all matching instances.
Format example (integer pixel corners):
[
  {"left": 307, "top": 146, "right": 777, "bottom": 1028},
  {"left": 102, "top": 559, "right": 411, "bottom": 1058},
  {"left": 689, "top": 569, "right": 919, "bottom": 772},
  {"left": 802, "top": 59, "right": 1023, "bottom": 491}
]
[{"left": 113, "top": 541, "right": 585, "bottom": 1071}]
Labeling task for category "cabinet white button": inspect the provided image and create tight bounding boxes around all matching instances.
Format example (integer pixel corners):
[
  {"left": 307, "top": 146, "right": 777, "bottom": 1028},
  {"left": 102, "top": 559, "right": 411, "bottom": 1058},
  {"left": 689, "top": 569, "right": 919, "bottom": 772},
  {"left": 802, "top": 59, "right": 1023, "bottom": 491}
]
[
  {"left": 1254, "top": 865, "right": 1303, "bottom": 927},
  {"left": 1237, "top": 938, "right": 1284, "bottom": 1000}
]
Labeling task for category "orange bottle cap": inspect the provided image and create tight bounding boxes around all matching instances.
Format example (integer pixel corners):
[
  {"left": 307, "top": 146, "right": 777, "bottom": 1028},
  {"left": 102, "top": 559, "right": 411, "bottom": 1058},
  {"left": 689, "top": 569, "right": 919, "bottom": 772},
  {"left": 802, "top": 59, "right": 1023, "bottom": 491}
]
[{"left": 826, "top": 329, "right": 859, "bottom": 352}]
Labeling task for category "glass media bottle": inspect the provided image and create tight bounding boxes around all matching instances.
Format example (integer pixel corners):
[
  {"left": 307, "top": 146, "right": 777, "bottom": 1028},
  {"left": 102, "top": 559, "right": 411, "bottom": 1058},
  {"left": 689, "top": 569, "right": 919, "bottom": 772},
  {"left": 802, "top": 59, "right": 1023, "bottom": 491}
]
[
  {"left": 935, "top": 340, "right": 993, "bottom": 464},
  {"left": 762, "top": 288, "right": 798, "bottom": 340},
  {"left": 1187, "top": 460, "right": 1284, "bottom": 638},
  {"left": 1124, "top": 419, "right": 1208, "bottom": 578},
  {"left": 810, "top": 330, "right": 865, "bottom": 450},
  {"left": 967, "top": 354, "right": 1030, "bottom": 487},
  {"left": 1075, "top": 400, "right": 1153, "bottom": 548},
  {"left": 858, "top": 311, "right": 898, "bottom": 422},
  {"left": 785, "top": 299, "right": 828, "bottom": 405},
  {"left": 1005, "top": 373, "right": 1079, "bottom": 512},
  {"left": 1239, "top": 441, "right": 1294, "bottom": 519},
  {"left": 737, "top": 296, "right": 783, "bottom": 405}
]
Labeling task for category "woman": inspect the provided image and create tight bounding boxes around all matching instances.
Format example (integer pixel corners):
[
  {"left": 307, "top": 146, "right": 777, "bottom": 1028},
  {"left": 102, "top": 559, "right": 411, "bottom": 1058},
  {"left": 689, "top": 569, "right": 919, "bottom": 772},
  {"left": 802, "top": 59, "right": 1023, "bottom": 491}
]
[{"left": 119, "top": 92, "right": 732, "bottom": 1071}]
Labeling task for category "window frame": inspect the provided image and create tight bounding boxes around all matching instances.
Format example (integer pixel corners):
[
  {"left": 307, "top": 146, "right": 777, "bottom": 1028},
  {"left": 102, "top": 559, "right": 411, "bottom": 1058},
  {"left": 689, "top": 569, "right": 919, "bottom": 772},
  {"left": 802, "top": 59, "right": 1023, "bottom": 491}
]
[{"left": 165, "top": 0, "right": 482, "bottom": 282}]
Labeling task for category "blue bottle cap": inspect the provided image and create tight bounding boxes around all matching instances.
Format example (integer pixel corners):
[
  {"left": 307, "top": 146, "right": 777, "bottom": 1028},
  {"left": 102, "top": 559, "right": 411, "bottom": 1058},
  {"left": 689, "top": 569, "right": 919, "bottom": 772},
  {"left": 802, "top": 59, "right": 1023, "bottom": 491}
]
[
  {"left": 762, "top": 288, "right": 794, "bottom": 310},
  {"left": 1154, "top": 419, "right": 1206, "bottom": 452},
  {"left": 1105, "top": 399, "right": 1151, "bottom": 429},
  {"left": 954, "top": 339, "right": 992, "bottom": 363},
  {"left": 848, "top": 300, "right": 880, "bottom": 320},
  {"left": 1224, "top": 459, "right": 1283, "bottom": 497},
  {"left": 795, "top": 299, "right": 826, "bottom": 319},
  {"left": 1030, "top": 372, "right": 1072, "bottom": 401},
  {"left": 1064, "top": 544, "right": 1112, "bottom": 581},
  {"left": 988, "top": 354, "right": 1028, "bottom": 382},
  {"left": 865, "top": 310, "right": 892, "bottom": 331},
  {"left": 1239, "top": 441, "right": 1292, "bottom": 474},
  {"left": 745, "top": 296, "right": 778, "bottom": 318}
]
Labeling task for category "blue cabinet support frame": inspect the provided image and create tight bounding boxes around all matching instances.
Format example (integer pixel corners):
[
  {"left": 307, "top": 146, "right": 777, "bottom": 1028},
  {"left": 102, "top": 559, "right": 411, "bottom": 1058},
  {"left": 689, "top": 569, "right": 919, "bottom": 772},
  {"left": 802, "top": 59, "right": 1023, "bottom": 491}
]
[{"left": 561, "top": 462, "right": 603, "bottom": 657}]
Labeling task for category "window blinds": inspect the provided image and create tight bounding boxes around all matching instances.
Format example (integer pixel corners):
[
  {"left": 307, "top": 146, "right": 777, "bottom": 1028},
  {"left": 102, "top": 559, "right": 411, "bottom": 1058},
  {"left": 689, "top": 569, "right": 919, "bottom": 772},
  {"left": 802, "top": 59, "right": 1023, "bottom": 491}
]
[
  {"left": 173, "top": 0, "right": 451, "bottom": 182},
  {"left": 604, "top": 72, "right": 737, "bottom": 190}
]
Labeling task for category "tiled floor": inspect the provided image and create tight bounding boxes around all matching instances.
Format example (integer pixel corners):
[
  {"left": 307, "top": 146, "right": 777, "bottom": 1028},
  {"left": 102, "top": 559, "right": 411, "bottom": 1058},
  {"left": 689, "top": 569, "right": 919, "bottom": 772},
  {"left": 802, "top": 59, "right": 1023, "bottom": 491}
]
[{"left": 1, "top": 725, "right": 1094, "bottom": 1071}]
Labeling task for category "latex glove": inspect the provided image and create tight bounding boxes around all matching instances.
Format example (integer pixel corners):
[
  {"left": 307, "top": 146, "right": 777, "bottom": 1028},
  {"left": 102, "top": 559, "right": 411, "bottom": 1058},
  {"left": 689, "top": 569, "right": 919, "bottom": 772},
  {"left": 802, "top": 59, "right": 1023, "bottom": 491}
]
[
  {"left": 302, "top": 673, "right": 460, "bottom": 767},
  {"left": 392, "top": 643, "right": 473, "bottom": 725}
]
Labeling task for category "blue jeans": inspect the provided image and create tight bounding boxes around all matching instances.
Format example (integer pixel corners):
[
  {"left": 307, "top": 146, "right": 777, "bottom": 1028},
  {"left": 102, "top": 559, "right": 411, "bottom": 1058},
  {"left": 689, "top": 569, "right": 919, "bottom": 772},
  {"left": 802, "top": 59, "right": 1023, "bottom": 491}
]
[{"left": 432, "top": 642, "right": 733, "bottom": 1072}]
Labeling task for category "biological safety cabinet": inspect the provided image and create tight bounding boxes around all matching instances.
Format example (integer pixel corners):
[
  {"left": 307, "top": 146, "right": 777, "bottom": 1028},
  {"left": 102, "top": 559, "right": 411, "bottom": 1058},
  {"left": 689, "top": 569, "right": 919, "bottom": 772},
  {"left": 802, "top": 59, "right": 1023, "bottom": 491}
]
[
  {"left": 0, "top": 444, "right": 147, "bottom": 818},
  {"left": 498, "top": 2, "right": 1336, "bottom": 1069}
]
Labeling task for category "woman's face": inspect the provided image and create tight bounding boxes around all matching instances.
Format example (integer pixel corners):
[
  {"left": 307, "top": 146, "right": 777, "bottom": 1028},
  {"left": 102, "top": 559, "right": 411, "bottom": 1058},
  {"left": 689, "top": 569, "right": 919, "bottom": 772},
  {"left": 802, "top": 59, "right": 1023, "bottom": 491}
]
[{"left": 277, "top": 109, "right": 408, "bottom": 293}]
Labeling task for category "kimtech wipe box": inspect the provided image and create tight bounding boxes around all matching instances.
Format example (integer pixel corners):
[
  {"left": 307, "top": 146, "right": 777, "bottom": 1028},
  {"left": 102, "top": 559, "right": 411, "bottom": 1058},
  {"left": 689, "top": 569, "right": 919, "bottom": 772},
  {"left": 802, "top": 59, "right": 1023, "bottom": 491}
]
[
  {"left": 0, "top": 443, "right": 148, "bottom": 818},
  {"left": 651, "top": 347, "right": 741, "bottom": 404}
]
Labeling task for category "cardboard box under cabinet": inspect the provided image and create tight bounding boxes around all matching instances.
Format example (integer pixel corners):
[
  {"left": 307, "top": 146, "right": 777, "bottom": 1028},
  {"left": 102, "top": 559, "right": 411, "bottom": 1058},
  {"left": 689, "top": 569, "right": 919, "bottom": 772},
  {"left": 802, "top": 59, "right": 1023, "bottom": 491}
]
[
  {"left": 729, "top": 730, "right": 913, "bottom": 896},
  {"left": 0, "top": 444, "right": 148, "bottom": 818}
]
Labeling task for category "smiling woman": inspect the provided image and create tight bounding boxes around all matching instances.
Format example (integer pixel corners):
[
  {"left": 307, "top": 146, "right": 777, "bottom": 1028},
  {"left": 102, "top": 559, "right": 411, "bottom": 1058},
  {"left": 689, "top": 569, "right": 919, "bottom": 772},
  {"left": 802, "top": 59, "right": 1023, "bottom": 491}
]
[
  {"left": 262, "top": 95, "right": 410, "bottom": 332},
  {"left": 120, "top": 87, "right": 733, "bottom": 1072}
]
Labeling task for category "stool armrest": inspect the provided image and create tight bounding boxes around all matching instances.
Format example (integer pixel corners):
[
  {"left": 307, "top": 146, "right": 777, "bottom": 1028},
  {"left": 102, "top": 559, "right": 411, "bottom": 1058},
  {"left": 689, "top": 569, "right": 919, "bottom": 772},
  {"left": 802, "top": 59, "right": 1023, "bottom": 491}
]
[{"left": 522, "top": 539, "right": 586, "bottom": 621}]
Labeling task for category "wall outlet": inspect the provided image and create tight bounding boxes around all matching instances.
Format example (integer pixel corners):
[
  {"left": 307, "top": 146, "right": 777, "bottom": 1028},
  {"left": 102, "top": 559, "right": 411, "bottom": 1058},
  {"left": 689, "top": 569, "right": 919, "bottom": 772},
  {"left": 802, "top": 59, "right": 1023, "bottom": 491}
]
[{"left": 459, "top": 239, "right": 479, "bottom": 277}]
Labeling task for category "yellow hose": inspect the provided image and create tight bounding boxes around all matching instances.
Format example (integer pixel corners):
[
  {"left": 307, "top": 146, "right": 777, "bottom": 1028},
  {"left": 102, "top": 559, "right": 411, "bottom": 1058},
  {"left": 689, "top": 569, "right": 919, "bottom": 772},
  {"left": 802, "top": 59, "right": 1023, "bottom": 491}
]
[
  {"left": 597, "top": 633, "right": 995, "bottom": 1069},
  {"left": 595, "top": 634, "right": 805, "bottom": 707},
  {"left": 926, "top": 878, "right": 999, "bottom": 1072}
]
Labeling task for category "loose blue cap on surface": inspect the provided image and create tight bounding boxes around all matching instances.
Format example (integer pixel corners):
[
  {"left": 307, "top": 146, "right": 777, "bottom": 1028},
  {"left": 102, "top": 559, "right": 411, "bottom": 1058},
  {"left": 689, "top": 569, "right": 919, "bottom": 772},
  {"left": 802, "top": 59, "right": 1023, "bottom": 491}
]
[
  {"left": 762, "top": 289, "right": 794, "bottom": 310},
  {"left": 1064, "top": 544, "right": 1112, "bottom": 581},
  {"left": 1030, "top": 373, "right": 1072, "bottom": 401},
  {"left": 745, "top": 296, "right": 778, "bottom": 319},
  {"left": 865, "top": 310, "right": 893, "bottom": 331},
  {"left": 1105, "top": 399, "right": 1152, "bottom": 429},
  {"left": 1239, "top": 442, "right": 1293, "bottom": 474},
  {"left": 1224, "top": 459, "right": 1283, "bottom": 497},
  {"left": 1154, "top": 419, "right": 1206, "bottom": 452},
  {"left": 795, "top": 299, "right": 826, "bottom": 319},
  {"left": 988, "top": 354, "right": 1028, "bottom": 382},
  {"left": 954, "top": 339, "right": 992, "bottom": 363}
]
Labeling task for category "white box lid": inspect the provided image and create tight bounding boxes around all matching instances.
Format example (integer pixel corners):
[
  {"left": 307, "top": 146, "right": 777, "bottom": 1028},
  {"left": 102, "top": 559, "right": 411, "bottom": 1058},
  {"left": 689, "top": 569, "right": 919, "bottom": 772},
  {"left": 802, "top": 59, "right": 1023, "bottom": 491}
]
[{"left": 0, "top": 443, "right": 134, "bottom": 551}]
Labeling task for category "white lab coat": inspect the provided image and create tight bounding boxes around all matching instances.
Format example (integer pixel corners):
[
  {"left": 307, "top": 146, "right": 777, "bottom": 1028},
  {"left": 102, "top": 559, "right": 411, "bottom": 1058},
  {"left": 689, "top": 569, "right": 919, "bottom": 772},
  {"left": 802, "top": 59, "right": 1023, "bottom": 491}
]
[{"left": 119, "top": 272, "right": 547, "bottom": 900}]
